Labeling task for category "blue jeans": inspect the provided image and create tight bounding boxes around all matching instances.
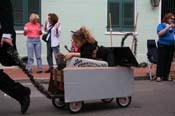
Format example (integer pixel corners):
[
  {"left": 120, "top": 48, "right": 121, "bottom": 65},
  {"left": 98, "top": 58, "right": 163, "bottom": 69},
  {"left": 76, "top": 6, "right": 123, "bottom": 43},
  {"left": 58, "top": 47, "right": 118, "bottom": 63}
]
[
  {"left": 46, "top": 42, "right": 60, "bottom": 69},
  {"left": 26, "top": 38, "right": 42, "bottom": 72}
]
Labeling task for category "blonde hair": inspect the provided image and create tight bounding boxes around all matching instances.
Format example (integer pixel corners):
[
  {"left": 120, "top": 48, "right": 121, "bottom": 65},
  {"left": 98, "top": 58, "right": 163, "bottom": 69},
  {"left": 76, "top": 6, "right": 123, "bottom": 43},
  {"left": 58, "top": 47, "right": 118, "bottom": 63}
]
[{"left": 29, "top": 13, "right": 39, "bottom": 22}]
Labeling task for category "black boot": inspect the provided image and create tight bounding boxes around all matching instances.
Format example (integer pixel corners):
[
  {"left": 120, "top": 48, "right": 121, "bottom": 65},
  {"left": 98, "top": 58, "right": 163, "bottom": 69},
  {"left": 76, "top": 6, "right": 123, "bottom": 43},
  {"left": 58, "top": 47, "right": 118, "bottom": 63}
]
[
  {"left": 0, "top": 70, "right": 31, "bottom": 114},
  {"left": 19, "top": 87, "right": 31, "bottom": 114}
]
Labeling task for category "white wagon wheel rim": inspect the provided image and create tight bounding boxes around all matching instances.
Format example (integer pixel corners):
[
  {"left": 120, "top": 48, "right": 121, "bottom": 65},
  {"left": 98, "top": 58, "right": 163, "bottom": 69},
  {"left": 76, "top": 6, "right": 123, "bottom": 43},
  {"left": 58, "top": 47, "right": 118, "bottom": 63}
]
[
  {"left": 117, "top": 97, "right": 130, "bottom": 106},
  {"left": 69, "top": 101, "right": 83, "bottom": 113}
]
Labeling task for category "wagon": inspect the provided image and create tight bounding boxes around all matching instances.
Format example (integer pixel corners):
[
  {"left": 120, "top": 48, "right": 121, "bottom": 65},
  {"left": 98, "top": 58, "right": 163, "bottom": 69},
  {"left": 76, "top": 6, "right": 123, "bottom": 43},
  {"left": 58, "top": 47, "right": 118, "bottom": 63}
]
[{"left": 50, "top": 48, "right": 137, "bottom": 113}]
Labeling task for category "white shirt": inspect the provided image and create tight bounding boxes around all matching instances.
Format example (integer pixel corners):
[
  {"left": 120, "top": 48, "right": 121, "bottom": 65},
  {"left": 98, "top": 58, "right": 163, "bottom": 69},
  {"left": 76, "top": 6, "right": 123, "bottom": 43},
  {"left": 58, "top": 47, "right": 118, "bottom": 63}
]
[{"left": 46, "top": 23, "right": 61, "bottom": 47}]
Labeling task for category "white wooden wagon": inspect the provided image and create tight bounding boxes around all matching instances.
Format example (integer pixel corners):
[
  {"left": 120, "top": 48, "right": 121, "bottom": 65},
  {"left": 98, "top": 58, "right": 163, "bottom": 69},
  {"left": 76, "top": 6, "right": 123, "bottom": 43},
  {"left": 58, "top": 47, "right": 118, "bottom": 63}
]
[{"left": 51, "top": 57, "right": 135, "bottom": 113}]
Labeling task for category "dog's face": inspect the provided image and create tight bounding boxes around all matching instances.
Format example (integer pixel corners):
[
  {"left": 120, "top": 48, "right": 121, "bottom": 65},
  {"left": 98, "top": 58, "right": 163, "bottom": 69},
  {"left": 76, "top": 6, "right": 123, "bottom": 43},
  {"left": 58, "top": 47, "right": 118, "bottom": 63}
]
[
  {"left": 56, "top": 53, "right": 66, "bottom": 70},
  {"left": 56, "top": 53, "right": 64, "bottom": 61}
]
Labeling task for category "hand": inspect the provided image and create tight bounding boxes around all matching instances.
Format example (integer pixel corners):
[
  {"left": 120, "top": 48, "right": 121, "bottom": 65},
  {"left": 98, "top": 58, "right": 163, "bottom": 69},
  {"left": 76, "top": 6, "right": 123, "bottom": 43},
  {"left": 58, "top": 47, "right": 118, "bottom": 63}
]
[
  {"left": 64, "top": 53, "right": 73, "bottom": 60},
  {"left": 166, "top": 23, "right": 174, "bottom": 29},
  {"left": 0, "top": 38, "right": 13, "bottom": 47},
  {"left": 56, "top": 23, "right": 60, "bottom": 34},
  {"left": 56, "top": 23, "right": 60, "bottom": 29},
  {"left": 44, "top": 20, "right": 48, "bottom": 32},
  {"left": 38, "top": 28, "right": 42, "bottom": 35},
  {"left": 170, "top": 23, "right": 175, "bottom": 28}
]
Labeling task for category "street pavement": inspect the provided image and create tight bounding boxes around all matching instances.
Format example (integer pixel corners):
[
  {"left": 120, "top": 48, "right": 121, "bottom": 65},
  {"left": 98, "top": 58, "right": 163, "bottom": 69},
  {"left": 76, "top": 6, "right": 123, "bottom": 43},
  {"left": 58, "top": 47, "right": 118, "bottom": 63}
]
[{"left": 0, "top": 80, "right": 175, "bottom": 116}]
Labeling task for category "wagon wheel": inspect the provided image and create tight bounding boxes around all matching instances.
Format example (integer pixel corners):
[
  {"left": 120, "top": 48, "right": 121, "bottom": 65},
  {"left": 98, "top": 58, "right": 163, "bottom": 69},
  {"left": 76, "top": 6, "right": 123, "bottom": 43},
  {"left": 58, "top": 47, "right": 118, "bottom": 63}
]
[
  {"left": 101, "top": 98, "right": 113, "bottom": 103},
  {"left": 52, "top": 97, "right": 66, "bottom": 109},
  {"left": 116, "top": 96, "right": 132, "bottom": 108},
  {"left": 68, "top": 101, "right": 84, "bottom": 113}
]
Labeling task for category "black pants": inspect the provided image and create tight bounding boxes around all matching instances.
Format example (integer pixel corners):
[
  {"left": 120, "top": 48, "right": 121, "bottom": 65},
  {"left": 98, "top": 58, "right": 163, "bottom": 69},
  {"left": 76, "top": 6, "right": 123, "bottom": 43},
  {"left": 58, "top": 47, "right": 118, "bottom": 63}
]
[
  {"left": 156, "top": 44, "right": 175, "bottom": 80},
  {"left": 0, "top": 69, "right": 28, "bottom": 102}
]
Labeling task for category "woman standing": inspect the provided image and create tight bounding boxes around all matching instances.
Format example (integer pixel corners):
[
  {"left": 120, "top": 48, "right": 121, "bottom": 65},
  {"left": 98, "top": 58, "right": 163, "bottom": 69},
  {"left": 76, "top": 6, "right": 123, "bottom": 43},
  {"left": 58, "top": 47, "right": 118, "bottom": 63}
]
[
  {"left": 24, "top": 13, "right": 43, "bottom": 73},
  {"left": 44, "top": 13, "right": 61, "bottom": 73},
  {"left": 156, "top": 13, "right": 175, "bottom": 81}
]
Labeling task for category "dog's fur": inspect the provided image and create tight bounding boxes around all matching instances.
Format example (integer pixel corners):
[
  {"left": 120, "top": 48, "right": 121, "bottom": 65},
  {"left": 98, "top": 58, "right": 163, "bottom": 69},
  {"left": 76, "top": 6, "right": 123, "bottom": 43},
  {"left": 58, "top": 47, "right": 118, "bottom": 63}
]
[{"left": 55, "top": 53, "right": 66, "bottom": 70}]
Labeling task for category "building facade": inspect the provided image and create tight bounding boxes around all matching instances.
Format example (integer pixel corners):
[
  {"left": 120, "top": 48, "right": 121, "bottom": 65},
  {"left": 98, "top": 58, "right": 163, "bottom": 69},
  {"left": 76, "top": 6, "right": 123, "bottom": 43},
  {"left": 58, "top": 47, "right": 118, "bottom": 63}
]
[{"left": 12, "top": 0, "right": 166, "bottom": 64}]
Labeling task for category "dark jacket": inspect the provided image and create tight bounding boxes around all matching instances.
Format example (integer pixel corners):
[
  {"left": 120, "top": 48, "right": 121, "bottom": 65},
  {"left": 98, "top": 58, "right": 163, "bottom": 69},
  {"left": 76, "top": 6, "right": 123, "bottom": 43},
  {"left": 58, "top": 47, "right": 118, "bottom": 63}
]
[
  {"left": 79, "top": 42, "right": 97, "bottom": 59},
  {"left": 79, "top": 41, "right": 115, "bottom": 66},
  {"left": 0, "top": 0, "right": 17, "bottom": 66}
]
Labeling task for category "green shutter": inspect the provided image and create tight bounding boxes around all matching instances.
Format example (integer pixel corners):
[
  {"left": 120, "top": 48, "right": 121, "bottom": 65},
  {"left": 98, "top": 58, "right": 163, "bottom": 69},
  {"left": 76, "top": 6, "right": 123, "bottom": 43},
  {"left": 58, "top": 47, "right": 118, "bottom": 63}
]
[
  {"left": 161, "top": 0, "right": 175, "bottom": 19},
  {"left": 11, "top": 0, "right": 41, "bottom": 30},
  {"left": 11, "top": 0, "right": 24, "bottom": 30},
  {"left": 107, "top": 0, "right": 134, "bottom": 32}
]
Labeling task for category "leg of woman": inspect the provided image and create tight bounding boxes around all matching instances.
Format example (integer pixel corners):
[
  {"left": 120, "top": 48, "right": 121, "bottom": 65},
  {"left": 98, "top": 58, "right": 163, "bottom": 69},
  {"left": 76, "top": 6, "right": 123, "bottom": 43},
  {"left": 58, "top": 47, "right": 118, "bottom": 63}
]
[
  {"left": 26, "top": 39, "right": 34, "bottom": 73},
  {"left": 163, "top": 46, "right": 174, "bottom": 80},
  {"left": 46, "top": 42, "right": 53, "bottom": 70},
  {"left": 52, "top": 45, "right": 60, "bottom": 66},
  {"left": 0, "top": 69, "right": 31, "bottom": 114},
  {"left": 34, "top": 39, "right": 43, "bottom": 72},
  {"left": 156, "top": 45, "right": 166, "bottom": 81}
]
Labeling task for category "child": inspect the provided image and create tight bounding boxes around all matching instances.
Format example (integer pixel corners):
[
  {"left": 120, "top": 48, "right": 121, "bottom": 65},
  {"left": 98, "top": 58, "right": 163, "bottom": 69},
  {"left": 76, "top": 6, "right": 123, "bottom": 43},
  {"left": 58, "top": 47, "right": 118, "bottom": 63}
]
[{"left": 64, "top": 26, "right": 115, "bottom": 66}]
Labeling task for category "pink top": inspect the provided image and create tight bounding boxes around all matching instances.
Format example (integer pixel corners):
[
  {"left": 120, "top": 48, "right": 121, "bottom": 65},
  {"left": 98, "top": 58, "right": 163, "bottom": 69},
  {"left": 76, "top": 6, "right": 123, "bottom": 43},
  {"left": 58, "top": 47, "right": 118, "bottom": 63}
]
[{"left": 24, "top": 22, "right": 41, "bottom": 38}]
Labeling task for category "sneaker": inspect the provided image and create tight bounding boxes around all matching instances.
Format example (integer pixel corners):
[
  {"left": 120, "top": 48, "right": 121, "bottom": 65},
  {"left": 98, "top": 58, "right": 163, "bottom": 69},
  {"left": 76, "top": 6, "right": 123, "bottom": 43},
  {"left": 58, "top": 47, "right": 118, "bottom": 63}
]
[
  {"left": 156, "top": 77, "right": 162, "bottom": 82},
  {"left": 168, "top": 77, "right": 173, "bottom": 81}
]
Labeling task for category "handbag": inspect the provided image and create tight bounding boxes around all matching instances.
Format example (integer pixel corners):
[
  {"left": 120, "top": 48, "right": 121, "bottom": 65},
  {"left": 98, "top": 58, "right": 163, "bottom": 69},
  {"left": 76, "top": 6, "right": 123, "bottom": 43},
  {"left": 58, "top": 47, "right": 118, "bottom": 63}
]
[
  {"left": 42, "top": 24, "right": 55, "bottom": 42},
  {"left": 42, "top": 33, "right": 48, "bottom": 42}
]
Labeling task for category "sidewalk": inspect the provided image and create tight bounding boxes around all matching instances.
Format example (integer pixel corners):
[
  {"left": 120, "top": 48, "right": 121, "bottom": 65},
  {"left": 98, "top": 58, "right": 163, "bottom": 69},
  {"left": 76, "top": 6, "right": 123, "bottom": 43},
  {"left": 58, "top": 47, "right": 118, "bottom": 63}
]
[{"left": 3, "top": 64, "right": 175, "bottom": 81}]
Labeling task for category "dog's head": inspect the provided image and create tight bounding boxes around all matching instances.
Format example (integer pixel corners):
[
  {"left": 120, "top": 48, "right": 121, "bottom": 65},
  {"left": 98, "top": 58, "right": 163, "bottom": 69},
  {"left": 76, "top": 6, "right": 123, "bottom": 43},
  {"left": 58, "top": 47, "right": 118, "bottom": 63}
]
[{"left": 56, "top": 53, "right": 66, "bottom": 70}]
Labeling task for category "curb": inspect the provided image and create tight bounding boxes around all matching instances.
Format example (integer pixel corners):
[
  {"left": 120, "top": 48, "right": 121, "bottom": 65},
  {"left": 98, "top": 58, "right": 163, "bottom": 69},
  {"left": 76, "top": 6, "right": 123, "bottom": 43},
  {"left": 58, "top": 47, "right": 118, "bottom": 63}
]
[
  {"left": 134, "top": 76, "right": 150, "bottom": 80},
  {"left": 16, "top": 76, "right": 150, "bottom": 83},
  {"left": 16, "top": 78, "right": 50, "bottom": 83}
]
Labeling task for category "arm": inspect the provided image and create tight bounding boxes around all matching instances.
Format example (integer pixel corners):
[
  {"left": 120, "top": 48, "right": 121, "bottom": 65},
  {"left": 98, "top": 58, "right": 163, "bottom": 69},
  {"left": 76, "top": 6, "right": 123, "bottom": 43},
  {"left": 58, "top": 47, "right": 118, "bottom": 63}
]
[
  {"left": 0, "top": 0, "right": 14, "bottom": 46},
  {"left": 158, "top": 23, "right": 174, "bottom": 36},
  {"left": 44, "top": 20, "right": 48, "bottom": 32},
  {"left": 55, "top": 23, "right": 61, "bottom": 37},
  {"left": 38, "top": 24, "right": 42, "bottom": 35},
  {"left": 23, "top": 24, "right": 28, "bottom": 36},
  {"left": 64, "top": 52, "right": 80, "bottom": 60}
]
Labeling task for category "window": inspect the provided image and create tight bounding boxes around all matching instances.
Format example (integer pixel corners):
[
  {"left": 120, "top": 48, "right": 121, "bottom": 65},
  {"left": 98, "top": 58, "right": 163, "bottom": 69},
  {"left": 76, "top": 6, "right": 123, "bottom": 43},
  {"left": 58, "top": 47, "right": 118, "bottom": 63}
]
[
  {"left": 107, "top": 0, "right": 135, "bottom": 32},
  {"left": 161, "top": 0, "right": 175, "bottom": 19},
  {"left": 10, "top": 0, "right": 41, "bottom": 30}
]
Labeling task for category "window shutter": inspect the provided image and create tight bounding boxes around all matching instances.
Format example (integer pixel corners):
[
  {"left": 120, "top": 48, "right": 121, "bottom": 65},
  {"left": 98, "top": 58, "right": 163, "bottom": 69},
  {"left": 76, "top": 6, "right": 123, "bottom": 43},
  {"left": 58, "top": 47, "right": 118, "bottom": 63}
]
[
  {"left": 11, "top": 0, "right": 41, "bottom": 30},
  {"left": 122, "top": 0, "right": 134, "bottom": 31},
  {"left": 107, "top": 0, "right": 134, "bottom": 32},
  {"left": 28, "top": 0, "right": 40, "bottom": 15},
  {"left": 161, "top": 0, "right": 175, "bottom": 19},
  {"left": 11, "top": 0, "right": 24, "bottom": 29}
]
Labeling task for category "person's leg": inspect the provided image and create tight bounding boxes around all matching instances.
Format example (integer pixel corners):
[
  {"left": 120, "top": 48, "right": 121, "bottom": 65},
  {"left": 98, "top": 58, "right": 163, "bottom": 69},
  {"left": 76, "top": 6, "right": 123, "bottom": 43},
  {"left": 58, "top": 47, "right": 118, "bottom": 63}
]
[
  {"left": 52, "top": 46, "right": 60, "bottom": 66},
  {"left": 45, "top": 42, "right": 53, "bottom": 72},
  {"left": 0, "top": 69, "right": 30, "bottom": 114},
  {"left": 34, "top": 39, "right": 43, "bottom": 72},
  {"left": 156, "top": 45, "right": 166, "bottom": 81},
  {"left": 163, "top": 46, "right": 174, "bottom": 80},
  {"left": 26, "top": 39, "right": 34, "bottom": 73}
]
